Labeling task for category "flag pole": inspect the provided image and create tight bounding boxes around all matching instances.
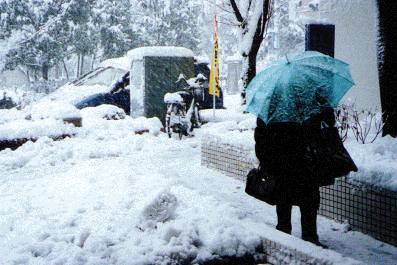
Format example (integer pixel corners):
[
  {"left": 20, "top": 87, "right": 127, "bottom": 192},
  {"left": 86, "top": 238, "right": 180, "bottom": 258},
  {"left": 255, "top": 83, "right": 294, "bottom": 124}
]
[{"left": 213, "top": 15, "right": 218, "bottom": 121}]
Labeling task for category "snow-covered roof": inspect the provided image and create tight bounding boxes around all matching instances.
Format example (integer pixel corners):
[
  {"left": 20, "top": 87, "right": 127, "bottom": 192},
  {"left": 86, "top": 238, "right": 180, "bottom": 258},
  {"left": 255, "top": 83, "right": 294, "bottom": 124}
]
[
  {"left": 127, "top": 46, "right": 194, "bottom": 61},
  {"left": 99, "top": 56, "right": 131, "bottom": 72}
]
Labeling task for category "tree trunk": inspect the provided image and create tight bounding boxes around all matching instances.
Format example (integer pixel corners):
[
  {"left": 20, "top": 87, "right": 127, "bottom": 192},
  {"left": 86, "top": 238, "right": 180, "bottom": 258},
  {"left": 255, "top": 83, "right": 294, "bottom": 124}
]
[
  {"left": 236, "top": 0, "right": 271, "bottom": 104},
  {"left": 42, "top": 62, "right": 49, "bottom": 81},
  {"left": 55, "top": 63, "right": 61, "bottom": 80},
  {"left": 247, "top": 51, "right": 257, "bottom": 85},
  {"left": 77, "top": 54, "right": 81, "bottom": 78},
  {"left": 377, "top": 0, "right": 397, "bottom": 137},
  {"left": 241, "top": 51, "right": 258, "bottom": 102},
  {"left": 91, "top": 53, "right": 96, "bottom": 70},
  {"left": 62, "top": 59, "right": 69, "bottom": 80},
  {"left": 245, "top": 15, "right": 265, "bottom": 97},
  {"left": 80, "top": 54, "right": 85, "bottom": 76}
]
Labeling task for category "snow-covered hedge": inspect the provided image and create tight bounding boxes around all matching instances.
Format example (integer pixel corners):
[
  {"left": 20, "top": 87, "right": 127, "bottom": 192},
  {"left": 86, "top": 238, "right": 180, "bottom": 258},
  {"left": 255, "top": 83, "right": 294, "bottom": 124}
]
[
  {"left": 346, "top": 136, "right": 397, "bottom": 191},
  {"left": 80, "top": 106, "right": 163, "bottom": 136},
  {"left": 0, "top": 119, "right": 78, "bottom": 141},
  {"left": 28, "top": 101, "right": 81, "bottom": 120}
]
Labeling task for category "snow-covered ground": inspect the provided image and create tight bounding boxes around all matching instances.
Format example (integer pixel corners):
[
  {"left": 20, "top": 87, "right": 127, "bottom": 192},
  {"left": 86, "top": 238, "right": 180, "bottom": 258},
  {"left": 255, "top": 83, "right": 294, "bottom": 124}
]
[{"left": 1, "top": 101, "right": 397, "bottom": 264}]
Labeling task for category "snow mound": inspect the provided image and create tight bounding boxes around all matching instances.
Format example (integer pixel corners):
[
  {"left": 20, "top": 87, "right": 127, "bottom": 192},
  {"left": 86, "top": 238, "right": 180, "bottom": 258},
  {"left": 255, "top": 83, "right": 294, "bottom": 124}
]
[
  {"left": 28, "top": 101, "right": 81, "bottom": 120},
  {"left": 0, "top": 118, "right": 77, "bottom": 141},
  {"left": 0, "top": 108, "right": 27, "bottom": 125},
  {"left": 238, "top": 115, "right": 257, "bottom": 130},
  {"left": 80, "top": 105, "right": 126, "bottom": 120},
  {"left": 131, "top": 117, "right": 163, "bottom": 136},
  {"left": 128, "top": 46, "right": 194, "bottom": 61}
]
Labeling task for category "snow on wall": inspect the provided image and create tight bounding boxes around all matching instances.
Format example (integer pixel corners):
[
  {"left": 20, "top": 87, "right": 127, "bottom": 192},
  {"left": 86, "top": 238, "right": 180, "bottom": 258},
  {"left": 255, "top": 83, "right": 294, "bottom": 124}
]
[
  {"left": 297, "top": 0, "right": 381, "bottom": 110},
  {"left": 127, "top": 46, "right": 194, "bottom": 61}
]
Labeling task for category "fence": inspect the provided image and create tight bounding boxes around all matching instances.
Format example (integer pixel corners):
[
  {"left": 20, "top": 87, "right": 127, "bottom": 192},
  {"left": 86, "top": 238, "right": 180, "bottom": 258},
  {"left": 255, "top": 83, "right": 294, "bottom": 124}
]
[{"left": 201, "top": 137, "right": 397, "bottom": 247}]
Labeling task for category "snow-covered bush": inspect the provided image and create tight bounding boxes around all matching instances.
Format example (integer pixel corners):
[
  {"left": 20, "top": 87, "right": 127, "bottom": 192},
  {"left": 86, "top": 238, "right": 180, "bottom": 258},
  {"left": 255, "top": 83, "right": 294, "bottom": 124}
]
[
  {"left": 0, "top": 88, "right": 46, "bottom": 109},
  {"left": 28, "top": 100, "right": 81, "bottom": 121},
  {"left": 335, "top": 104, "right": 384, "bottom": 144},
  {"left": 131, "top": 117, "right": 163, "bottom": 136},
  {"left": 0, "top": 108, "right": 28, "bottom": 125},
  {"left": 0, "top": 118, "right": 77, "bottom": 141}
]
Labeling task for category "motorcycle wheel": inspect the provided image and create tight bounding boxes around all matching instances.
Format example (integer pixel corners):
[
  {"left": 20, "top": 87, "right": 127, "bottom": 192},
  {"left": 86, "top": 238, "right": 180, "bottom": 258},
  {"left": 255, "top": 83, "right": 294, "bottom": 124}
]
[
  {"left": 194, "top": 105, "right": 202, "bottom": 128},
  {"left": 178, "top": 129, "right": 183, "bottom": 140}
]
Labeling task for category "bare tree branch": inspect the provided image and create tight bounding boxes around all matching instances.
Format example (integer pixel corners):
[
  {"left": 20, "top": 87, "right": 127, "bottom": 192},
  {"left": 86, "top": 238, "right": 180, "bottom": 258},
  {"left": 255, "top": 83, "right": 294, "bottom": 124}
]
[
  {"left": 203, "top": 0, "right": 235, "bottom": 15},
  {"left": 260, "top": 0, "right": 272, "bottom": 39},
  {"left": 230, "top": 0, "right": 244, "bottom": 24}
]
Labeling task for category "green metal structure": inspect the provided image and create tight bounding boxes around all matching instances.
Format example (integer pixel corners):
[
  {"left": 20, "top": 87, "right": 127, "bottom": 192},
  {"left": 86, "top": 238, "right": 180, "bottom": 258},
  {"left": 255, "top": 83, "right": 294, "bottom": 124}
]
[{"left": 130, "top": 51, "right": 195, "bottom": 123}]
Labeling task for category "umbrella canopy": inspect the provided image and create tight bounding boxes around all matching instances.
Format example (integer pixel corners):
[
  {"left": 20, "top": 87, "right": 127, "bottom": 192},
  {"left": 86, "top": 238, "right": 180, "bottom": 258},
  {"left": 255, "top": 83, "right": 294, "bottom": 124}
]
[{"left": 246, "top": 51, "right": 355, "bottom": 124}]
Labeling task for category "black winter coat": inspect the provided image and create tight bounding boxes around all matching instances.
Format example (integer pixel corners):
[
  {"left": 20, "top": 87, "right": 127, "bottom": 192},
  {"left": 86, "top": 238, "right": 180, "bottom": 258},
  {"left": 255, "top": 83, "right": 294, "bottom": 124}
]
[{"left": 254, "top": 108, "right": 336, "bottom": 188}]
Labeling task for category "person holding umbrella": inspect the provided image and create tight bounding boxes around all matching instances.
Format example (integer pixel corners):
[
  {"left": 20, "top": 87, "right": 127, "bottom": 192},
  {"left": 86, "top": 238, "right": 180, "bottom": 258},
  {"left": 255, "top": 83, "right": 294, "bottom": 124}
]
[{"left": 246, "top": 51, "right": 358, "bottom": 248}]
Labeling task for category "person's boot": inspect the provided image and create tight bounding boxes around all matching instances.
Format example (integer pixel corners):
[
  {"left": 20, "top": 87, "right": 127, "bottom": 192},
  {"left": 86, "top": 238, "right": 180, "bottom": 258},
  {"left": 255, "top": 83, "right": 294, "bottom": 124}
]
[
  {"left": 276, "top": 224, "right": 292, "bottom": 235},
  {"left": 313, "top": 240, "right": 328, "bottom": 249},
  {"left": 276, "top": 204, "right": 292, "bottom": 235},
  {"left": 300, "top": 203, "right": 328, "bottom": 247},
  {"left": 301, "top": 235, "right": 328, "bottom": 249}
]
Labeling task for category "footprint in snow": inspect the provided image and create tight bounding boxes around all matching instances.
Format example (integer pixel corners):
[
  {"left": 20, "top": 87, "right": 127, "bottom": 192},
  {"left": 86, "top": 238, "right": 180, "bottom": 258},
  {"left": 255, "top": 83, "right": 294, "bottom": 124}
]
[
  {"left": 76, "top": 229, "right": 91, "bottom": 248},
  {"left": 141, "top": 192, "right": 178, "bottom": 225}
]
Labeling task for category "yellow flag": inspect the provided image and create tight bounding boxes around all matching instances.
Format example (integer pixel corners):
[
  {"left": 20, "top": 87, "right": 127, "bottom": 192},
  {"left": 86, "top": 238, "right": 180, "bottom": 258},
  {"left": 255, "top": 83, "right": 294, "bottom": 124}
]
[{"left": 209, "top": 16, "right": 220, "bottom": 97}]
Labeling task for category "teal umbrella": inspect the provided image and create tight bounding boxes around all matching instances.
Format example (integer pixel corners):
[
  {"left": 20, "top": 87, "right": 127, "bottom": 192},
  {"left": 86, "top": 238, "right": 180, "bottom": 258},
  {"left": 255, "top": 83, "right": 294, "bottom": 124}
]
[{"left": 246, "top": 51, "right": 355, "bottom": 124}]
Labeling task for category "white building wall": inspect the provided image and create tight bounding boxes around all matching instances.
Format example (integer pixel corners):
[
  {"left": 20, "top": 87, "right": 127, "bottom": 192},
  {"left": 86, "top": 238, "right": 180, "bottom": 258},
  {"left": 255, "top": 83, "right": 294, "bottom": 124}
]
[{"left": 296, "top": 0, "right": 381, "bottom": 110}]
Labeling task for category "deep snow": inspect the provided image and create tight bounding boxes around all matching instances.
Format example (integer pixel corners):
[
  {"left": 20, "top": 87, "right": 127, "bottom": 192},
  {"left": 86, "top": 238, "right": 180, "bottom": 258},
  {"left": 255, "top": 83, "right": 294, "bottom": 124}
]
[{"left": 0, "top": 106, "right": 397, "bottom": 264}]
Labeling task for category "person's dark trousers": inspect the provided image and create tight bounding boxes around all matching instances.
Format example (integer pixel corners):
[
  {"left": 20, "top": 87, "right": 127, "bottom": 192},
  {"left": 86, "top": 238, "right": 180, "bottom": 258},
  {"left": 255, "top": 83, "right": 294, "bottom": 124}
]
[
  {"left": 276, "top": 203, "right": 292, "bottom": 234},
  {"left": 276, "top": 203, "right": 318, "bottom": 242},
  {"left": 300, "top": 204, "right": 319, "bottom": 242},
  {"left": 275, "top": 184, "right": 320, "bottom": 243}
]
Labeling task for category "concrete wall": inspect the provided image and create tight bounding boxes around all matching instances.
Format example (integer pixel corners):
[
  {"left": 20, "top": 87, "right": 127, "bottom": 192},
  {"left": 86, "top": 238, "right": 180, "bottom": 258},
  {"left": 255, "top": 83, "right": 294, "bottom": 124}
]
[{"left": 296, "top": 0, "right": 381, "bottom": 110}]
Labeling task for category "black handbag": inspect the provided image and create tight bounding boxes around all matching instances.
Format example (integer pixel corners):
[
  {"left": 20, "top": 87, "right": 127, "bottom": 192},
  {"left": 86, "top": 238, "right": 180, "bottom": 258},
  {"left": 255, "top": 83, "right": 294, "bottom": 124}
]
[
  {"left": 245, "top": 167, "right": 279, "bottom": 205},
  {"left": 303, "top": 125, "right": 358, "bottom": 181}
]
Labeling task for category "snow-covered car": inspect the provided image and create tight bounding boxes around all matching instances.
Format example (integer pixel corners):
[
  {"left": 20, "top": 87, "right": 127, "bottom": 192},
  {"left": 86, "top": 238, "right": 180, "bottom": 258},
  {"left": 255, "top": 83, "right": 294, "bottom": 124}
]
[
  {"left": 74, "top": 72, "right": 130, "bottom": 114},
  {"left": 67, "top": 57, "right": 131, "bottom": 113}
]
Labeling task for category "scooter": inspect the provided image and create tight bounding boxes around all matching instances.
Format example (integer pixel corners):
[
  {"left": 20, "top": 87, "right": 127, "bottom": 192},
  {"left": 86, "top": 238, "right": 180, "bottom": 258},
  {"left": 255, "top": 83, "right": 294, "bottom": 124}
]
[{"left": 163, "top": 76, "right": 203, "bottom": 139}]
